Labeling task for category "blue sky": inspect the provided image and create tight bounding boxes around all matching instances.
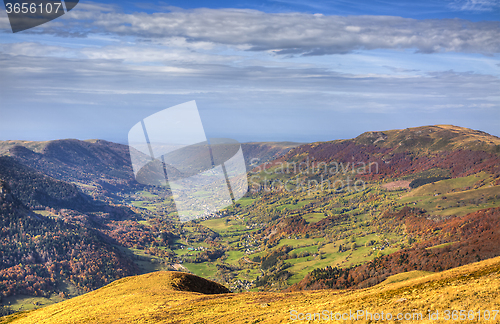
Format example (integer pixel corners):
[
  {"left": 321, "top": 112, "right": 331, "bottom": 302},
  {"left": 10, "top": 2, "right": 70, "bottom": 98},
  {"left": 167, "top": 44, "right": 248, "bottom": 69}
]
[{"left": 0, "top": 0, "right": 499, "bottom": 143}]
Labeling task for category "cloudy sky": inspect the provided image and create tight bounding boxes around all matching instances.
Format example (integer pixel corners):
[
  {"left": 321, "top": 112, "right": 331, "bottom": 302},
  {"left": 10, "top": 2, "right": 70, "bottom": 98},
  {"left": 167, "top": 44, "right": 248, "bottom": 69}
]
[{"left": 0, "top": 0, "right": 499, "bottom": 143}]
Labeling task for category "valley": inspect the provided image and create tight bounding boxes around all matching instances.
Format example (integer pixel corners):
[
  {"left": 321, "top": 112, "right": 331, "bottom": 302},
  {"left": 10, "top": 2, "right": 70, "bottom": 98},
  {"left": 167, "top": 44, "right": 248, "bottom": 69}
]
[{"left": 1, "top": 125, "right": 500, "bottom": 319}]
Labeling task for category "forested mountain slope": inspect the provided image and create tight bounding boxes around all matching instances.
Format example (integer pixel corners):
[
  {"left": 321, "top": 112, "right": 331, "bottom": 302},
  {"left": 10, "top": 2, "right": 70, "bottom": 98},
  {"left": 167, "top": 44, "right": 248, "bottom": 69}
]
[{"left": 0, "top": 180, "right": 138, "bottom": 299}]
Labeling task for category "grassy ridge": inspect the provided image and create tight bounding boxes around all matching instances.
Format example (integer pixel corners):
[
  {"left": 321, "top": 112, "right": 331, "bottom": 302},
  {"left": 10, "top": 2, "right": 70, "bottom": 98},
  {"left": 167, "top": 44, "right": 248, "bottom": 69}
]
[
  {"left": 355, "top": 125, "right": 500, "bottom": 154},
  {"left": 0, "top": 140, "right": 50, "bottom": 155},
  {"left": 3, "top": 256, "right": 500, "bottom": 323}
]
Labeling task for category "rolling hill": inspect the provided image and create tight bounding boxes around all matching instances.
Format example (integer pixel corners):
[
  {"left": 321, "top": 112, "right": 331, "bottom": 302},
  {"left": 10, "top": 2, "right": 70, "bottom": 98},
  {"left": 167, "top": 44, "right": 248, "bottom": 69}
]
[
  {"left": 271, "top": 125, "right": 500, "bottom": 179},
  {"left": 289, "top": 206, "right": 500, "bottom": 291},
  {"left": 3, "top": 255, "right": 500, "bottom": 323},
  {"left": 354, "top": 125, "right": 500, "bottom": 154},
  {"left": 0, "top": 156, "right": 99, "bottom": 212},
  {"left": 6, "top": 139, "right": 137, "bottom": 194}
]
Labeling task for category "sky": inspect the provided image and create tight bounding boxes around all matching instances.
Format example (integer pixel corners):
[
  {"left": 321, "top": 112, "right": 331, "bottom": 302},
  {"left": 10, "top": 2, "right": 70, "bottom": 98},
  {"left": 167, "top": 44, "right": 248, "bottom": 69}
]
[{"left": 0, "top": 0, "right": 499, "bottom": 144}]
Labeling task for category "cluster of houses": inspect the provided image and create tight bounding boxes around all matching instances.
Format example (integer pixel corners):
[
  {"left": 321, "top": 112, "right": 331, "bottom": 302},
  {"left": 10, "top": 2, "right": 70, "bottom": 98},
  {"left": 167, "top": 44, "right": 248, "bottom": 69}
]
[
  {"left": 229, "top": 279, "right": 254, "bottom": 291},
  {"left": 177, "top": 245, "right": 207, "bottom": 251}
]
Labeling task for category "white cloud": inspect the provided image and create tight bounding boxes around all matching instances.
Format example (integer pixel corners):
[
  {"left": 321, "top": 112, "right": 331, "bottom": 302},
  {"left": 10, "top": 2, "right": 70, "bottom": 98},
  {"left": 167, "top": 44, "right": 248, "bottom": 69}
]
[
  {"left": 0, "top": 14, "right": 10, "bottom": 30},
  {"left": 79, "top": 45, "right": 241, "bottom": 64},
  {"left": 0, "top": 42, "right": 70, "bottom": 57},
  {"left": 449, "top": 0, "right": 500, "bottom": 11},
  {"left": 1, "top": 51, "right": 498, "bottom": 110},
  {"left": 10, "top": 7, "right": 498, "bottom": 56},
  {"left": 0, "top": 40, "right": 245, "bottom": 67},
  {"left": 1, "top": 50, "right": 498, "bottom": 142}
]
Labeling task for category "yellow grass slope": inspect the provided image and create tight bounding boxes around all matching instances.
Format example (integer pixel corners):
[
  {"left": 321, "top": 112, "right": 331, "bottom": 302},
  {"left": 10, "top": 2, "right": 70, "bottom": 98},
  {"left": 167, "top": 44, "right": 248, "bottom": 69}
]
[{"left": 3, "top": 256, "right": 500, "bottom": 323}]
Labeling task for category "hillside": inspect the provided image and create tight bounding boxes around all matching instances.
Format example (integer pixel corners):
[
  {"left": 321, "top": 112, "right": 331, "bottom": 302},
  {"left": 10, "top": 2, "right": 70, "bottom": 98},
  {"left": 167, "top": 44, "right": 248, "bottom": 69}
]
[
  {"left": 289, "top": 207, "right": 500, "bottom": 291},
  {"left": 241, "top": 142, "right": 300, "bottom": 168},
  {"left": 0, "top": 155, "right": 138, "bottom": 223},
  {"left": 6, "top": 140, "right": 136, "bottom": 194},
  {"left": 354, "top": 125, "right": 500, "bottom": 154},
  {"left": 3, "top": 255, "right": 500, "bottom": 323},
  {"left": 0, "top": 141, "right": 50, "bottom": 155},
  {"left": 272, "top": 125, "right": 500, "bottom": 179},
  {"left": 0, "top": 180, "right": 138, "bottom": 303},
  {"left": 0, "top": 156, "right": 98, "bottom": 212}
]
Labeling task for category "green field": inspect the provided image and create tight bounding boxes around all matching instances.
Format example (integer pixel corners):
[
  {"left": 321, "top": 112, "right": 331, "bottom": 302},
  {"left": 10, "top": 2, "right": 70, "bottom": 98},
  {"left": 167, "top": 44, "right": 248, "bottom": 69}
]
[
  {"left": 1, "top": 280, "right": 81, "bottom": 312},
  {"left": 224, "top": 250, "right": 245, "bottom": 264},
  {"left": 302, "top": 212, "right": 327, "bottom": 223},
  {"left": 201, "top": 218, "right": 248, "bottom": 233},
  {"left": 182, "top": 262, "right": 218, "bottom": 278},
  {"left": 400, "top": 173, "right": 500, "bottom": 216},
  {"left": 236, "top": 197, "right": 255, "bottom": 206}
]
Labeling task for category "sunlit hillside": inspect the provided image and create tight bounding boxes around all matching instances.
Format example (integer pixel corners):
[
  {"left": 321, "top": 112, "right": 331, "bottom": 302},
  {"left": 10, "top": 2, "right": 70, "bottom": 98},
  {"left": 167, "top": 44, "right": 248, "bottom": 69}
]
[
  {"left": 354, "top": 125, "right": 500, "bottom": 154},
  {"left": 3, "top": 255, "right": 500, "bottom": 323}
]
